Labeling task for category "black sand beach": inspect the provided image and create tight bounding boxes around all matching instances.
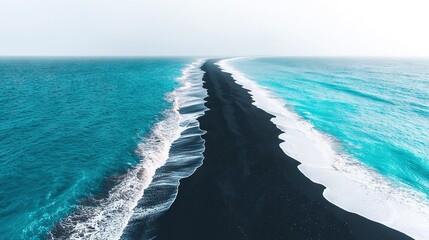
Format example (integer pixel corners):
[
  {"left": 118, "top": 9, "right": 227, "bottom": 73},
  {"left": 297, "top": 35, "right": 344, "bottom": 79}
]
[{"left": 155, "top": 59, "right": 412, "bottom": 240}]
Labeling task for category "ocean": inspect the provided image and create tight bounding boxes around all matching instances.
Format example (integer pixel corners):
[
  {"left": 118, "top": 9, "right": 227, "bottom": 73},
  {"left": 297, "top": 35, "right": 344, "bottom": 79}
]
[
  {"left": 1, "top": 56, "right": 428, "bottom": 239},
  {"left": 0, "top": 57, "right": 206, "bottom": 239},
  {"left": 222, "top": 57, "right": 429, "bottom": 239}
]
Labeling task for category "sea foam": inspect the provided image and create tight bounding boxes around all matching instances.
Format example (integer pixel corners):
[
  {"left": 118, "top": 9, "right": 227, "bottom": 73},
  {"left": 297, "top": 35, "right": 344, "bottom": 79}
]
[
  {"left": 217, "top": 58, "right": 429, "bottom": 240},
  {"left": 49, "top": 60, "right": 206, "bottom": 240},
  {"left": 120, "top": 59, "right": 208, "bottom": 239}
]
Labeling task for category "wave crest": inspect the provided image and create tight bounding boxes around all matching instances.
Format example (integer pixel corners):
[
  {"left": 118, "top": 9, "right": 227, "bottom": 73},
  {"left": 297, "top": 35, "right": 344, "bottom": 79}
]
[
  {"left": 48, "top": 59, "right": 207, "bottom": 240},
  {"left": 217, "top": 58, "right": 429, "bottom": 240}
]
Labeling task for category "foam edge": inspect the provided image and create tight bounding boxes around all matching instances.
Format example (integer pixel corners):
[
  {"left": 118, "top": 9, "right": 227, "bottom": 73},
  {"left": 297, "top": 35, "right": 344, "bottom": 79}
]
[{"left": 217, "top": 57, "right": 429, "bottom": 240}]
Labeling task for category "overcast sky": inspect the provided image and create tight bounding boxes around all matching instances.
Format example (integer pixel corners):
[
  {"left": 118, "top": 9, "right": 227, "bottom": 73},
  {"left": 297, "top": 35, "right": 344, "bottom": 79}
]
[{"left": 1, "top": 0, "right": 428, "bottom": 56}]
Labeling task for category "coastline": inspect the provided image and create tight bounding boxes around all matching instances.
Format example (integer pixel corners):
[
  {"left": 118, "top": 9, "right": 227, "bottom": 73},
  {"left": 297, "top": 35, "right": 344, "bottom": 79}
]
[
  {"left": 155, "top": 59, "right": 412, "bottom": 239},
  {"left": 48, "top": 60, "right": 207, "bottom": 239},
  {"left": 119, "top": 60, "right": 208, "bottom": 239},
  {"left": 219, "top": 57, "right": 429, "bottom": 240}
]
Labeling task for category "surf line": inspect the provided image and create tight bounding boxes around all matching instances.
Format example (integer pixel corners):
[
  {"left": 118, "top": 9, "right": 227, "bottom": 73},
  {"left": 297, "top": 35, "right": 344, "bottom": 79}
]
[
  {"left": 48, "top": 59, "right": 207, "bottom": 240},
  {"left": 217, "top": 57, "right": 429, "bottom": 240}
]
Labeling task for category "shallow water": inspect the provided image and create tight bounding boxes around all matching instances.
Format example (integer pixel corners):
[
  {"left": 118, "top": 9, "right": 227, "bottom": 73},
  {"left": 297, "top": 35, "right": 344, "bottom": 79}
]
[
  {"left": 0, "top": 57, "right": 190, "bottom": 239},
  {"left": 230, "top": 57, "right": 429, "bottom": 197},
  {"left": 224, "top": 57, "right": 429, "bottom": 239}
]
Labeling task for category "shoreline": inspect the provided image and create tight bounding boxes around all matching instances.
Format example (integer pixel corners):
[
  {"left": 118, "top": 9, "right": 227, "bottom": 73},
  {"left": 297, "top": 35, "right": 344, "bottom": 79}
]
[
  {"left": 48, "top": 60, "right": 207, "bottom": 239},
  {"left": 218, "top": 57, "right": 429, "bottom": 240},
  {"left": 155, "top": 59, "right": 411, "bottom": 239}
]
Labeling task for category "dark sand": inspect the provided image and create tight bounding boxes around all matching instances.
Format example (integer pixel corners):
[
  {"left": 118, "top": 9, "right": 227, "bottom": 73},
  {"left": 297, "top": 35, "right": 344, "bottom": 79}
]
[{"left": 155, "top": 59, "right": 412, "bottom": 240}]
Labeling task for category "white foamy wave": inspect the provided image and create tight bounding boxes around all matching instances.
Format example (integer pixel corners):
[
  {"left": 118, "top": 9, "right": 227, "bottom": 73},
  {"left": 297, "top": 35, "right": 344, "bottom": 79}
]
[
  {"left": 49, "top": 60, "right": 206, "bottom": 240},
  {"left": 120, "top": 57, "right": 208, "bottom": 239},
  {"left": 217, "top": 58, "right": 429, "bottom": 240}
]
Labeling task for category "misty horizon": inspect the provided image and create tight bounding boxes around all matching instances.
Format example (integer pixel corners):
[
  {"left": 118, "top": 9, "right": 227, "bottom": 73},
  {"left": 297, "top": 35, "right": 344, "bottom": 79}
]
[{"left": 1, "top": 0, "right": 429, "bottom": 57}]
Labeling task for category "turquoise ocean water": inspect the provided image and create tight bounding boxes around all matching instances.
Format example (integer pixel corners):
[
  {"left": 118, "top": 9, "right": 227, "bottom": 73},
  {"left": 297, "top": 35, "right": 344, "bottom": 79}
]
[
  {"left": 2, "top": 57, "right": 428, "bottom": 239},
  {"left": 230, "top": 57, "right": 429, "bottom": 198},
  {"left": 0, "top": 58, "right": 190, "bottom": 239}
]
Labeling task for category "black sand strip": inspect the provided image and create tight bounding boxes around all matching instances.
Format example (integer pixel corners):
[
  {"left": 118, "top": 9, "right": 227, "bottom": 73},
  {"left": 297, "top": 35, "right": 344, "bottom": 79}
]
[{"left": 155, "top": 59, "right": 412, "bottom": 240}]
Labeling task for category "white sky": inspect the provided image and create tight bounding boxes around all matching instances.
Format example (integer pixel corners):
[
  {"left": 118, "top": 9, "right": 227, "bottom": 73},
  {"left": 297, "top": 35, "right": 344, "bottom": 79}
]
[{"left": 1, "top": 0, "right": 429, "bottom": 56}]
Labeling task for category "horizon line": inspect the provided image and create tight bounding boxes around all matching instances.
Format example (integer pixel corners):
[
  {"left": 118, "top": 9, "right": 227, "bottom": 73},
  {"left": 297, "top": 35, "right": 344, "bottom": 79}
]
[{"left": 1, "top": 55, "right": 429, "bottom": 59}]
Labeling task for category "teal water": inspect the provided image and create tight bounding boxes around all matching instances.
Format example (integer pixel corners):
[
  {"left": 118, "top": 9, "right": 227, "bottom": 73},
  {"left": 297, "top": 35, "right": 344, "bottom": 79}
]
[
  {"left": 230, "top": 57, "right": 429, "bottom": 197},
  {"left": 0, "top": 58, "right": 189, "bottom": 239}
]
